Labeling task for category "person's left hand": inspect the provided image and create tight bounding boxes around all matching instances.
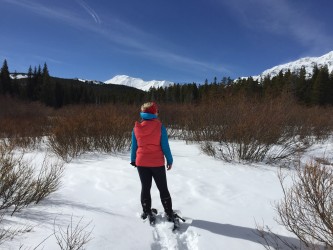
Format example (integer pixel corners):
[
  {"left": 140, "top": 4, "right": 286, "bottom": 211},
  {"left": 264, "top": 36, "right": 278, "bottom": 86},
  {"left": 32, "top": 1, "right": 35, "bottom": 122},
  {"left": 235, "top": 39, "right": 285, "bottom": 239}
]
[
  {"left": 167, "top": 164, "right": 172, "bottom": 171},
  {"left": 130, "top": 162, "right": 136, "bottom": 167}
]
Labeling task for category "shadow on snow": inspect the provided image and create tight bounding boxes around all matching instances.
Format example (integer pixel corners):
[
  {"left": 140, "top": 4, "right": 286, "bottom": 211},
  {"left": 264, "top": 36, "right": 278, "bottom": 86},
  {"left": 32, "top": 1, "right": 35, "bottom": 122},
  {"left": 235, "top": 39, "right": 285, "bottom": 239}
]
[{"left": 191, "top": 219, "right": 322, "bottom": 250}]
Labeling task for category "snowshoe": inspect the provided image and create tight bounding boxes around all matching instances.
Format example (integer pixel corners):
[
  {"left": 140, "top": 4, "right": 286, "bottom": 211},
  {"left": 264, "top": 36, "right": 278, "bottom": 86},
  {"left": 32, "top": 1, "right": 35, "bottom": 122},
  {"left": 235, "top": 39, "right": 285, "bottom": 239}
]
[
  {"left": 166, "top": 211, "right": 185, "bottom": 231},
  {"left": 172, "top": 217, "right": 180, "bottom": 231},
  {"left": 148, "top": 213, "right": 156, "bottom": 225},
  {"left": 141, "top": 208, "right": 158, "bottom": 226},
  {"left": 151, "top": 208, "right": 158, "bottom": 215}
]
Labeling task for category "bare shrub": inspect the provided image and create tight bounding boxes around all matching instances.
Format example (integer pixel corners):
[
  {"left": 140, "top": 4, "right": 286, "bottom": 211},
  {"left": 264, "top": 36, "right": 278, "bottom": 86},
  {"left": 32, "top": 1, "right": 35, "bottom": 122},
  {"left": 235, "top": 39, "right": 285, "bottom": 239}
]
[
  {"left": 54, "top": 216, "right": 93, "bottom": 250},
  {"left": 0, "top": 144, "right": 64, "bottom": 215},
  {"left": 184, "top": 96, "right": 277, "bottom": 162},
  {"left": 29, "top": 158, "right": 65, "bottom": 204},
  {"left": 276, "top": 161, "right": 333, "bottom": 248},
  {"left": 90, "top": 106, "right": 132, "bottom": 153},
  {"left": 0, "top": 117, "right": 45, "bottom": 150},
  {"left": 307, "top": 107, "right": 333, "bottom": 142},
  {"left": 200, "top": 141, "right": 217, "bottom": 157},
  {"left": 48, "top": 115, "right": 90, "bottom": 162},
  {"left": 158, "top": 104, "right": 197, "bottom": 139},
  {"left": 48, "top": 104, "right": 133, "bottom": 162},
  {"left": 0, "top": 214, "right": 33, "bottom": 246},
  {"left": 0, "top": 96, "right": 52, "bottom": 150},
  {"left": 182, "top": 94, "right": 331, "bottom": 163}
]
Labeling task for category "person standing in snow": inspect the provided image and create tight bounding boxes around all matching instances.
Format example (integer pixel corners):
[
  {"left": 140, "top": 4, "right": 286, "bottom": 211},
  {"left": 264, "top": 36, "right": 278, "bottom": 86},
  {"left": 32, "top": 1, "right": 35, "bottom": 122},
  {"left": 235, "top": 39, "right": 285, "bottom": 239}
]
[{"left": 130, "top": 102, "right": 175, "bottom": 224}]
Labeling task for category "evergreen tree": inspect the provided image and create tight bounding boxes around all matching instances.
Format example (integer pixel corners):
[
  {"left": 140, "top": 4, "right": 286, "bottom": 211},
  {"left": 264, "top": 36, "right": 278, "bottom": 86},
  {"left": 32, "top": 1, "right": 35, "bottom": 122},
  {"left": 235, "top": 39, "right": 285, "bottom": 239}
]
[
  {"left": 0, "top": 59, "right": 11, "bottom": 94},
  {"left": 46, "top": 84, "right": 56, "bottom": 106},
  {"left": 329, "top": 71, "right": 333, "bottom": 105},
  {"left": 42, "top": 63, "right": 49, "bottom": 78},
  {"left": 40, "top": 62, "right": 55, "bottom": 106},
  {"left": 37, "top": 65, "right": 42, "bottom": 76},
  {"left": 221, "top": 76, "right": 233, "bottom": 85},
  {"left": 191, "top": 83, "right": 199, "bottom": 103},
  {"left": 262, "top": 74, "right": 271, "bottom": 95},
  {"left": 283, "top": 69, "right": 293, "bottom": 92},
  {"left": 295, "top": 67, "right": 310, "bottom": 104},
  {"left": 245, "top": 77, "right": 259, "bottom": 96},
  {"left": 26, "top": 66, "right": 35, "bottom": 100},
  {"left": 213, "top": 76, "right": 217, "bottom": 85},
  {"left": 28, "top": 65, "right": 33, "bottom": 78},
  {"left": 311, "top": 66, "right": 329, "bottom": 105}
]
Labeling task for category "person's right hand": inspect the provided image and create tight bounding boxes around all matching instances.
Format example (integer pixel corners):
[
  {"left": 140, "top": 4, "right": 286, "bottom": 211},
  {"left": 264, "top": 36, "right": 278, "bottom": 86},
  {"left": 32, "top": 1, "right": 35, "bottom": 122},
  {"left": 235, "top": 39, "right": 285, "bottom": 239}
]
[{"left": 167, "top": 164, "right": 172, "bottom": 171}]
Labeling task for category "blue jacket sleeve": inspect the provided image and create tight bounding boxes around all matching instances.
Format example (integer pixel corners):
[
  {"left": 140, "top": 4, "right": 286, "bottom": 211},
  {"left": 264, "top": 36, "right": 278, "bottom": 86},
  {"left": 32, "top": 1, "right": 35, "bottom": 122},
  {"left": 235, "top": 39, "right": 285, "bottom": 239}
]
[
  {"left": 161, "top": 125, "right": 173, "bottom": 165},
  {"left": 131, "top": 130, "right": 137, "bottom": 163}
]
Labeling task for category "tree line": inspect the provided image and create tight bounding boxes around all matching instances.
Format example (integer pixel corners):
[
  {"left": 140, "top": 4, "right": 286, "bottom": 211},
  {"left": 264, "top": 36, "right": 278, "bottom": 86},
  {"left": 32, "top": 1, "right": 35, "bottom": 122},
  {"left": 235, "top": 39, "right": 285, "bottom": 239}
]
[
  {"left": 0, "top": 60, "right": 145, "bottom": 108},
  {"left": 1, "top": 59, "right": 333, "bottom": 108},
  {"left": 146, "top": 66, "right": 333, "bottom": 106}
]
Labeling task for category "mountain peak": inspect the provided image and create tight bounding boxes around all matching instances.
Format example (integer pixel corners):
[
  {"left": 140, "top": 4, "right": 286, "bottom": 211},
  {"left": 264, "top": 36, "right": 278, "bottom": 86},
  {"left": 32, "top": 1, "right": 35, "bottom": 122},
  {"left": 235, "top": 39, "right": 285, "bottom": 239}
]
[
  {"left": 104, "top": 75, "right": 174, "bottom": 91},
  {"left": 254, "top": 50, "right": 333, "bottom": 80}
]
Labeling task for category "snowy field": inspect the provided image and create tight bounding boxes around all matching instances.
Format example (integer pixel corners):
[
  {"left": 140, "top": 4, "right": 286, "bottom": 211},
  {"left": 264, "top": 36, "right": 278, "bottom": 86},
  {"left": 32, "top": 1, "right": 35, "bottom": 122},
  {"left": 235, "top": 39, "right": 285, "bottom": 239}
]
[{"left": 3, "top": 139, "right": 333, "bottom": 250}]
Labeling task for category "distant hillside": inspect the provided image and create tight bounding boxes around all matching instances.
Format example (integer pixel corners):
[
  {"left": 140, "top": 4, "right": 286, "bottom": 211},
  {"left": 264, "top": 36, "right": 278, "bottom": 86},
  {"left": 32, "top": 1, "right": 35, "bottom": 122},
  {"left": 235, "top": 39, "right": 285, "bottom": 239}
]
[{"left": 10, "top": 76, "right": 145, "bottom": 108}]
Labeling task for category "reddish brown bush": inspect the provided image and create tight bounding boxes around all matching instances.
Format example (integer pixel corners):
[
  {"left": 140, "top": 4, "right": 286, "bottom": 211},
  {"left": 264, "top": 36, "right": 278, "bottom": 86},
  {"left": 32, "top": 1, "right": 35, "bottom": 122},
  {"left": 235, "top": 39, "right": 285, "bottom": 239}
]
[
  {"left": 179, "top": 93, "right": 333, "bottom": 163},
  {"left": 48, "top": 104, "right": 134, "bottom": 162},
  {"left": 0, "top": 96, "right": 52, "bottom": 149},
  {"left": 1, "top": 94, "right": 333, "bottom": 164}
]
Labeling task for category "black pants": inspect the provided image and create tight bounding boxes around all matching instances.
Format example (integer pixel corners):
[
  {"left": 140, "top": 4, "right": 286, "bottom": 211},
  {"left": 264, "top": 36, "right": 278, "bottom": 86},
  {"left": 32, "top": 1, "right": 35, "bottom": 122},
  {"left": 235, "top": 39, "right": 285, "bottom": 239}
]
[{"left": 137, "top": 166, "right": 172, "bottom": 214}]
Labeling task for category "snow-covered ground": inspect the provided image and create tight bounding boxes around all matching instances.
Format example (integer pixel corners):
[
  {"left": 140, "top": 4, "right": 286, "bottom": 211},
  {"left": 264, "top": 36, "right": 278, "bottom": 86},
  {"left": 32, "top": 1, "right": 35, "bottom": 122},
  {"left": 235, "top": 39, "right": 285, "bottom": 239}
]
[{"left": 3, "top": 139, "right": 333, "bottom": 250}]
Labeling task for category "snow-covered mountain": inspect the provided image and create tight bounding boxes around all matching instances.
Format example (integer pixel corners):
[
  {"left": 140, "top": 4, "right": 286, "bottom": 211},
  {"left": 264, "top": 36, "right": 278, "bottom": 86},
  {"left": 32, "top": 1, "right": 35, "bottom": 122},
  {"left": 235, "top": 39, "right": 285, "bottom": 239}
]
[
  {"left": 76, "top": 78, "right": 104, "bottom": 85},
  {"left": 104, "top": 75, "right": 174, "bottom": 91},
  {"left": 10, "top": 73, "right": 29, "bottom": 79},
  {"left": 253, "top": 50, "right": 333, "bottom": 80}
]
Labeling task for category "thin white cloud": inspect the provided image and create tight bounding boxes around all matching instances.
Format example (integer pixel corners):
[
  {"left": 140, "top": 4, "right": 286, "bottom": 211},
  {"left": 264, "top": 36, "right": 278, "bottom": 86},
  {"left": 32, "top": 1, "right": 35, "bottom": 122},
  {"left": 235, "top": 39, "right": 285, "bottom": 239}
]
[
  {"left": 140, "top": 49, "right": 231, "bottom": 75},
  {"left": 74, "top": 0, "right": 101, "bottom": 24},
  {"left": 32, "top": 55, "right": 64, "bottom": 65},
  {"left": 92, "top": 16, "right": 231, "bottom": 75},
  {"left": 1, "top": 0, "right": 84, "bottom": 27},
  {"left": 215, "top": 0, "right": 333, "bottom": 54},
  {"left": 1, "top": 0, "right": 230, "bottom": 76}
]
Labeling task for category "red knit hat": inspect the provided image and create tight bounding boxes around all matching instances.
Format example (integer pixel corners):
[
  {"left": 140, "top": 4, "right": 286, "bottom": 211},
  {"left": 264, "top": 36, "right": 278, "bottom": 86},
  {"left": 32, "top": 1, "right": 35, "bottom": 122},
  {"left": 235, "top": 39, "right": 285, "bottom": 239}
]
[{"left": 141, "top": 102, "right": 158, "bottom": 114}]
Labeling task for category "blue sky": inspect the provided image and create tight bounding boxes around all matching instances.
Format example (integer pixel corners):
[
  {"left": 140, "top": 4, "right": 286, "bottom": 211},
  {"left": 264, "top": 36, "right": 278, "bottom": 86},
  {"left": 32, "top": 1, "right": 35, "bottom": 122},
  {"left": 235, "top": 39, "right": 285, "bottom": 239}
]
[{"left": 1, "top": 0, "right": 333, "bottom": 83}]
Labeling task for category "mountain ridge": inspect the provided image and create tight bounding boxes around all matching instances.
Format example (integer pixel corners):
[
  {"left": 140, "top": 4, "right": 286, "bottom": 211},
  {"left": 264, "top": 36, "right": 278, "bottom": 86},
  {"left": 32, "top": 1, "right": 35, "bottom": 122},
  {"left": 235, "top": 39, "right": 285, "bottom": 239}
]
[
  {"left": 252, "top": 50, "right": 333, "bottom": 80},
  {"left": 104, "top": 75, "right": 174, "bottom": 91},
  {"left": 9, "top": 50, "right": 333, "bottom": 89}
]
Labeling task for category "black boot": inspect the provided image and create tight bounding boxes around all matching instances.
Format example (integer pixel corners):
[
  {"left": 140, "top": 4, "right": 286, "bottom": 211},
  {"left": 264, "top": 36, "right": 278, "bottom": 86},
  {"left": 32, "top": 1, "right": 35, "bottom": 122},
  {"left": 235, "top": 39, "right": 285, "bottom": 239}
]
[
  {"left": 161, "top": 197, "right": 173, "bottom": 215},
  {"left": 166, "top": 211, "right": 185, "bottom": 231},
  {"left": 166, "top": 211, "right": 175, "bottom": 222},
  {"left": 161, "top": 197, "right": 175, "bottom": 222},
  {"left": 140, "top": 199, "right": 156, "bottom": 225},
  {"left": 141, "top": 198, "right": 151, "bottom": 217},
  {"left": 141, "top": 211, "right": 156, "bottom": 225},
  {"left": 162, "top": 197, "right": 185, "bottom": 230}
]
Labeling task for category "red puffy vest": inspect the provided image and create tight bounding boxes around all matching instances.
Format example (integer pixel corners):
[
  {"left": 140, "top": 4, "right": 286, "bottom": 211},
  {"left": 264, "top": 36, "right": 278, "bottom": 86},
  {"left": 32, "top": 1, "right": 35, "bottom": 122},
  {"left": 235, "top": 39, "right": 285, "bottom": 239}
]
[{"left": 134, "top": 119, "right": 165, "bottom": 167}]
